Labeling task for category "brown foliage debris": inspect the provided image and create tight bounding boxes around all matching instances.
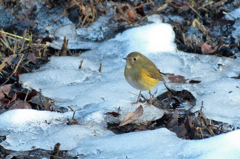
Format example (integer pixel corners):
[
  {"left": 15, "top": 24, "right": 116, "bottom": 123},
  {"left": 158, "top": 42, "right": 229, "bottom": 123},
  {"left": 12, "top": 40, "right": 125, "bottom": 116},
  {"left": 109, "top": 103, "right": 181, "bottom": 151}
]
[
  {"left": 119, "top": 105, "right": 143, "bottom": 127},
  {"left": 9, "top": 99, "right": 32, "bottom": 110}
]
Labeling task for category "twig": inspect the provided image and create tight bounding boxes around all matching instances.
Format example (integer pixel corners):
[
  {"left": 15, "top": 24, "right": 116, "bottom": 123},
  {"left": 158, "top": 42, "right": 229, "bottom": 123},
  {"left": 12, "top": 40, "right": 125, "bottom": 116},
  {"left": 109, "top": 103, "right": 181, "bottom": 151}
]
[
  {"left": 198, "top": 1, "right": 214, "bottom": 10},
  {"left": 128, "top": 91, "right": 139, "bottom": 97},
  {"left": 0, "top": 30, "right": 30, "bottom": 41},
  {"left": 78, "top": 58, "right": 84, "bottom": 70},
  {"left": 0, "top": 32, "right": 13, "bottom": 53},
  {"left": 1, "top": 54, "right": 24, "bottom": 86},
  {"left": 182, "top": 33, "right": 186, "bottom": 45},
  {"left": 24, "top": 89, "right": 29, "bottom": 101},
  {"left": 68, "top": 106, "right": 74, "bottom": 111},
  {"left": 133, "top": 3, "right": 168, "bottom": 25},
  {"left": 199, "top": 127, "right": 204, "bottom": 139},
  {"left": 99, "top": 61, "right": 102, "bottom": 72},
  {"left": 187, "top": 3, "right": 202, "bottom": 19},
  {"left": 132, "top": 1, "right": 154, "bottom": 10},
  {"left": 19, "top": 30, "right": 27, "bottom": 54},
  {"left": 222, "top": 11, "right": 236, "bottom": 21},
  {"left": 175, "top": 38, "right": 185, "bottom": 46}
]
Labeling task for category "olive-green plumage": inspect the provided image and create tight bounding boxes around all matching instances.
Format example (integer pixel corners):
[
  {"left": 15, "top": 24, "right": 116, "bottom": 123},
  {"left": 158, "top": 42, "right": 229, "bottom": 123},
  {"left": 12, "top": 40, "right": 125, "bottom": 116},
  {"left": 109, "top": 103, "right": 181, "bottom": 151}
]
[{"left": 124, "top": 52, "right": 166, "bottom": 105}]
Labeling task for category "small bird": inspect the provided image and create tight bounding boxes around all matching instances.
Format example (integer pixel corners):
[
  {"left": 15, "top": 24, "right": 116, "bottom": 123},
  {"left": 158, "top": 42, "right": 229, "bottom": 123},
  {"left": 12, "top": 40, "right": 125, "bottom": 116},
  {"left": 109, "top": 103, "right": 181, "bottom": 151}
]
[{"left": 124, "top": 52, "right": 166, "bottom": 105}]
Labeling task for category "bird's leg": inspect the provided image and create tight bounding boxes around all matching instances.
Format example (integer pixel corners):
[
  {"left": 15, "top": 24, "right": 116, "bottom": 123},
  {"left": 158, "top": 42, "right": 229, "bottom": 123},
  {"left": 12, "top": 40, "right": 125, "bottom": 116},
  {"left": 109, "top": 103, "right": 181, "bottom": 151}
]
[
  {"left": 163, "top": 83, "right": 175, "bottom": 95},
  {"left": 131, "top": 91, "right": 142, "bottom": 105},
  {"left": 145, "top": 90, "right": 153, "bottom": 107}
]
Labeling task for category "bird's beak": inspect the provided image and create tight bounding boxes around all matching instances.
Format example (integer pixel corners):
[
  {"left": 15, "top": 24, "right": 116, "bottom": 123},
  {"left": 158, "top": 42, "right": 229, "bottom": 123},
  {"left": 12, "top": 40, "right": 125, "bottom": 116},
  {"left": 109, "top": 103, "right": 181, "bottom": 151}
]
[{"left": 123, "top": 58, "right": 126, "bottom": 60}]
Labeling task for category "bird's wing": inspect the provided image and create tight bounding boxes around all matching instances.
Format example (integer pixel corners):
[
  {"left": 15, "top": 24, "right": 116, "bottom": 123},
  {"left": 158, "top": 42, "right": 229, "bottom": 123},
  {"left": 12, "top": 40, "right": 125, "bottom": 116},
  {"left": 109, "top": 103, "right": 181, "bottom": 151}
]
[{"left": 142, "top": 64, "right": 166, "bottom": 82}]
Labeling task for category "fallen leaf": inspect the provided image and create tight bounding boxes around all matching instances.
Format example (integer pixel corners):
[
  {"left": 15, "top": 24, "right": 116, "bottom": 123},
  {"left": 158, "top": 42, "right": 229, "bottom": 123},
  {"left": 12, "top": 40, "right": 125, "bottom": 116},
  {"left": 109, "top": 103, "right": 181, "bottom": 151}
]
[
  {"left": 28, "top": 89, "right": 38, "bottom": 99},
  {"left": 30, "top": 93, "right": 42, "bottom": 105},
  {"left": 27, "top": 53, "right": 37, "bottom": 64},
  {"left": 127, "top": 10, "right": 135, "bottom": 22},
  {"left": 172, "top": 124, "right": 187, "bottom": 138},
  {"left": 9, "top": 99, "right": 32, "bottom": 110},
  {"left": 42, "top": 36, "right": 53, "bottom": 42},
  {"left": 167, "top": 73, "right": 187, "bottom": 83},
  {"left": 189, "top": 80, "right": 201, "bottom": 83},
  {"left": 105, "top": 111, "right": 120, "bottom": 117},
  {"left": 167, "top": 109, "right": 179, "bottom": 129},
  {"left": 6, "top": 54, "right": 17, "bottom": 65},
  {"left": 192, "top": 19, "right": 208, "bottom": 35},
  {"left": 0, "top": 84, "right": 12, "bottom": 100},
  {"left": 43, "top": 97, "right": 51, "bottom": 111},
  {"left": 3, "top": 98, "right": 10, "bottom": 105},
  {"left": 135, "top": 2, "right": 145, "bottom": 16},
  {"left": 201, "top": 43, "right": 218, "bottom": 54},
  {"left": 119, "top": 105, "right": 143, "bottom": 127},
  {"left": 167, "top": 109, "right": 188, "bottom": 138}
]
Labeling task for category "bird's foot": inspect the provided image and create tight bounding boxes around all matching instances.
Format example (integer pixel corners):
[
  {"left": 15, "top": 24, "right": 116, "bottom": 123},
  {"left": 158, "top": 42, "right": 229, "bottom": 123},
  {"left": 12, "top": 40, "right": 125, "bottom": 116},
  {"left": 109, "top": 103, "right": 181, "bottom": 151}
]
[
  {"left": 131, "top": 100, "right": 142, "bottom": 105},
  {"left": 144, "top": 102, "right": 152, "bottom": 107},
  {"left": 144, "top": 98, "right": 153, "bottom": 107}
]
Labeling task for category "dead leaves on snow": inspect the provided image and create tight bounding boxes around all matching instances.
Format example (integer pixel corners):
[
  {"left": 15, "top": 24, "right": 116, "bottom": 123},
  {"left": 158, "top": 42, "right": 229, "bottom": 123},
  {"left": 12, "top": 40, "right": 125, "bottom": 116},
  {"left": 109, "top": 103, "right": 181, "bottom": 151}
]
[
  {"left": 172, "top": 1, "right": 236, "bottom": 57},
  {"left": 0, "top": 85, "right": 53, "bottom": 112},
  {"left": 119, "top": 105, "right": 143, "bottom": 127},
  {"left": 165, "top": 73, "right": 201, "bottom": 84},
  {"left": 9, "top": 99, "right": 32, "bottom": 110},
  {"left": 165, "top": 102, "right": 233, "bottom": 139}
]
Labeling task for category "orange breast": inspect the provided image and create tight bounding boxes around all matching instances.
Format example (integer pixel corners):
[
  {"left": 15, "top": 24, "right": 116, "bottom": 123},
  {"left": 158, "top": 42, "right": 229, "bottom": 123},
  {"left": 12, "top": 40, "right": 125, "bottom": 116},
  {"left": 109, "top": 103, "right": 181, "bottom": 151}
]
[{"left": 138, "top": 68, "right": 159, "bottom": 90}]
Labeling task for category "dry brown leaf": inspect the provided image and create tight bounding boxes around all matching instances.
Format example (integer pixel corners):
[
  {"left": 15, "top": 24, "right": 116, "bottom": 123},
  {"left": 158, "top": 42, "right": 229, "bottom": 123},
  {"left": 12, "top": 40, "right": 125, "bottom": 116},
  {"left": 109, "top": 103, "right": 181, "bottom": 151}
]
[
  {"left": 167, "top": 73, "right": 187, "bottom": 83},
  {"left": 127, "top": 10, "right": 135, "bottom": 22},
  {"left": 3, "top": 98, "right": 10, "bottom": 105},
  {"left": 119, "top": 105, "right": 143, "bottom": 127},
  {"left": 105, "top": 111, "right": 120, "bottom": 117},
  {"left": 43, "top": 97, "right": 51, "bottom": 111},
  {"left": 27, "top": 53, "right": 37, "bottom": 64},
  {"left": 192, "top": 19, "right": 207, "bottom": 35},
  {"left": 167, "top": 109, "right": 188, "bottom": 137},
  {"left": 0, "top": 84, "right": 12, "bottom": 100},
  {"left": 6, "top": 54, "right": 17, "bottom": 65},
  {"left": 201, "top": 43, "right": 218, "bottom": 54},
  {"left": 30, "top": 93, "right": 42, "bottom": 105},
  {"left": 9, "top": 99, "right": 32, "bottom": 110},
  {"left": 167, "top": 109, "right": 179, "bottom": 129},
  {"left": 135, "top": 2, "right": 145, "bottom": 16},
  {"left": 0, "top": 84, "right": 12, "bottom": 95},
  {"left": 172, "top": 124, "right": 187, "bottom": 138},
  {"left": 28, "top": 89, "right": 38, "bottom": 99}
]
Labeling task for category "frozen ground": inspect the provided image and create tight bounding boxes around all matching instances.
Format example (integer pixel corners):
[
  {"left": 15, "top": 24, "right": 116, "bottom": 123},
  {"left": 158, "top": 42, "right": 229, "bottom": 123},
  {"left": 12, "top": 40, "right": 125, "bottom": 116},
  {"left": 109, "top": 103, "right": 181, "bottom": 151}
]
[{"left": 0, "top": 13, "right": 240, "bottom": 158}]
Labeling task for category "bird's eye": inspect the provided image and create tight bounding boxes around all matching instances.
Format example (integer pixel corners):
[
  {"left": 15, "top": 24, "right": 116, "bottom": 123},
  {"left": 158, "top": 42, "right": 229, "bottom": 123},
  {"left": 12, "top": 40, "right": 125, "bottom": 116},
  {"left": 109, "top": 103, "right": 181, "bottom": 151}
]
[{"left": 133, "top": 58, "right": 137, "bottom": 61}]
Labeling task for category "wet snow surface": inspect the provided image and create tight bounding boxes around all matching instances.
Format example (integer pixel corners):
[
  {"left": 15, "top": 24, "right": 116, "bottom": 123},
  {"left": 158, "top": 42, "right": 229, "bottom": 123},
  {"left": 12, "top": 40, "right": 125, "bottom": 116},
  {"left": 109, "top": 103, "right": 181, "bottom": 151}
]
[{"left": 0, "top": 13, "right": 240, "bottom": 158}]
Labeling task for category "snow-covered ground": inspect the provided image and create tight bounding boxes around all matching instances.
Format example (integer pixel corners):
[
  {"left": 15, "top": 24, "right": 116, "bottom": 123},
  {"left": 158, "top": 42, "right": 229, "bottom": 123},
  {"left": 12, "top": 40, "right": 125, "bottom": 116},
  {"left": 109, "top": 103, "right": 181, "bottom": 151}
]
[{"left": 0, "top": 14, "right": 240, "bottom": 158}]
